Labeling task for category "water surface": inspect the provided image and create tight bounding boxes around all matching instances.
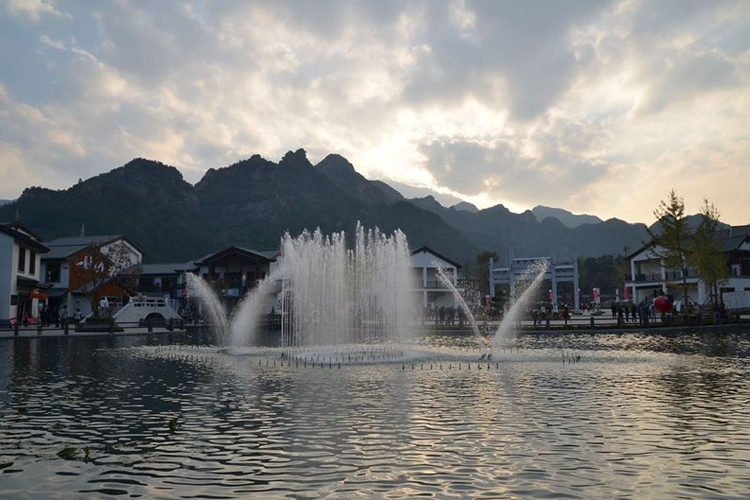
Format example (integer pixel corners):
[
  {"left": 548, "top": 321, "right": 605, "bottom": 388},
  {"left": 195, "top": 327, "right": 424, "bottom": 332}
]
[{"left": 1, "top": 332, "right": 749, "bottom": 499}]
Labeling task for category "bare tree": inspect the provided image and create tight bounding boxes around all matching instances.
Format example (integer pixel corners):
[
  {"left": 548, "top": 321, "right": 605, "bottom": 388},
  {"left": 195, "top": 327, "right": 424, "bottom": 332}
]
[
  {"left": 71, "top": 241, "right": 142, "bottom": 317},
  {"left": 690, "top": 199, "right": 728, "bottom": 308}
]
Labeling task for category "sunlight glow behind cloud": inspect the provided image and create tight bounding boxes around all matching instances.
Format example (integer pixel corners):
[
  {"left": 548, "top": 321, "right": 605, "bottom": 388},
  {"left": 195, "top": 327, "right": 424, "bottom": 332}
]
[{"left": 1, "top": 0, "right": 748, "bottom": 223}]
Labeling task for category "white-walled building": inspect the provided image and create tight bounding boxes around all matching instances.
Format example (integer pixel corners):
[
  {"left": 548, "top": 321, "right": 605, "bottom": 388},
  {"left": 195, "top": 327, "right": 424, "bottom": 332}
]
[
  {"left": 41, "top": 234, "right": 143, "bottom": 318},
  {"left": 0, "top": 222, "right": 49, "bottom": 326},
  {"left": 143, "top": 244, "right": 464, "bottom": 315},
  {"left": 410, "top": 246, "right": 462, "bottom": 308},
  {"left": 489, "top": 256, "right": 580, "bottom": 310},
  {"left": 625, "top": 225, "right": 750, "bottom": 309}
]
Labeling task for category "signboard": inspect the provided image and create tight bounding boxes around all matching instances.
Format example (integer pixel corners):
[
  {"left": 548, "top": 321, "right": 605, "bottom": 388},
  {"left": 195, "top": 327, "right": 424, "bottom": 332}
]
[{"left": 30, "top": 292, "right": 46, "bottom": 300}]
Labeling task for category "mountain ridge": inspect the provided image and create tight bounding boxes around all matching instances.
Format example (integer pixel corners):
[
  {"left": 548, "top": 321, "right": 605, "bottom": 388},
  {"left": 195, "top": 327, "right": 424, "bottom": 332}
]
[{"left": 0, "top": 152, "right": 655, "bottom": 264}]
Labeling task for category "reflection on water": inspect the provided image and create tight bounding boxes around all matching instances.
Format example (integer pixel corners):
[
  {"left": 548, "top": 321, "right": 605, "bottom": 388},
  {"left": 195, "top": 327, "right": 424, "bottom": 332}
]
[{"left": 1, "top": 332, "right": 750, "bottom": 499}]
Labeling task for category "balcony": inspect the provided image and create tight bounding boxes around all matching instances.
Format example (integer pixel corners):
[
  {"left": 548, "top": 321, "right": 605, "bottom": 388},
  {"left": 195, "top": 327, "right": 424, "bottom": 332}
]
[
  {"left": 633, "top": 272, "right": 662, "bottom": 283},
  {"left": 418, "top": 280, "right": 461, "bottom": 290},
  {"left": 633, "top": 269, "right": 699, "bottom": 283}
]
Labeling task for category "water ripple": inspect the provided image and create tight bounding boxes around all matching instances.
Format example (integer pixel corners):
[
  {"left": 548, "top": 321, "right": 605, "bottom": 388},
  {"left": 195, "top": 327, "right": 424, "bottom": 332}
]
[{"left": 0, "top": 332, "right": 749, "bottom": 499}]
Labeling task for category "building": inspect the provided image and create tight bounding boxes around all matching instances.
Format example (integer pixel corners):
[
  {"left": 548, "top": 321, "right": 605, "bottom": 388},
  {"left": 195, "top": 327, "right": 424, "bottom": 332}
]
[
  {"left": 625, "top": 225, "right": 750, "bottom": 308},
  {"left": 142, "top": 244, "right": 464, "bottom": 314},
  {"left": 410, "top": 246, "right": 462, "bottom": 308},
  {"left": 0, "top": 222, "right": 49, "bottom": 326},
  {"left": 489, "top": 256, "right": 580, "bottom": 310},
  {"left": 138, "top": 246, "right": 278, "bottom": 314},
  {"left": 41, "top": 234, "right": 143, "bottom": 318},
  {"left": 138, "top": 260, "right": 199, "bottom": 311}
]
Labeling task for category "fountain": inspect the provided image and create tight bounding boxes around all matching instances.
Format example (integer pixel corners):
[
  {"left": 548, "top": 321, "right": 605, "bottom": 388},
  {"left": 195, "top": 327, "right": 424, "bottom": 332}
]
[
  {"left": 434, "top": 266, "right": 489, "bottom": 353},
  {"left": 228, "top": 270, "right": 281, "bottom": 346},
  {"left": 491, "top": 259, "right": 549, "bottom": 349},
  {"left": 277, "top": 224, "right": 415, "bottom": 348},
  {"left": 185, "top": 272, "right": 230, "bottom": 343},
  {"left": 186, "top": 224, "right": 417, "bottom": 353}
]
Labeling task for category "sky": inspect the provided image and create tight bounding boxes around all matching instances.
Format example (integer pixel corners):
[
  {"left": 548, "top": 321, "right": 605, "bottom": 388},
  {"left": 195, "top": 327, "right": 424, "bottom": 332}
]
[{"left": 1, "top": 0, "right": 748, "bottom": 224}]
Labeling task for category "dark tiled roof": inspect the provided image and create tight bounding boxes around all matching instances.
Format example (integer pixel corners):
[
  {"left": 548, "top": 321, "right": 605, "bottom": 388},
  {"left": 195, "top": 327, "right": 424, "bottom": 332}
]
[
  {"left": 237, "top": 247, "right": 279, "bottom": 260},
  {"left": 0, "top": 224, "right": 49, "bottom": 252},
  {"left": 197, "top": 246, "right": 277, "bottom": 264},
  {"left": 42, "top": 234, "right": 144, "bottom": 260},
  {"left": 716, "top": 225, "right": 750, "bottom": 239},
  {"left": 410, "top": 246, "right": 463, "bottom": 269},
  {"left": 44, "top": 244, "right": 89, "bottom": 260},
  {"left": 140, "top": 263, "right": 185, "bottom": 275},
  {"left": 45, "top": 235, "right": 120, "bottom": 248},
  {"left": 721, "top": 234, "right": 750, "bottom": 252}
]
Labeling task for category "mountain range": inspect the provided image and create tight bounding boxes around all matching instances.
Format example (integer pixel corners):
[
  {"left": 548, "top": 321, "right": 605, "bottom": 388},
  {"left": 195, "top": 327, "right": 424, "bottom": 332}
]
[
  {"left": 530, "top": 206, "right": 602, "bottom": 228},
  {"left": 0, "top": 150, "right": 652, "bottom": 264}
]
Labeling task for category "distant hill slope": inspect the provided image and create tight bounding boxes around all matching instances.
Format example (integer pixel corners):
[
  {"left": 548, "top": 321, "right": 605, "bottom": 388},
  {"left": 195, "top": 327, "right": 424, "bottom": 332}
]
[
  {"left": 0, "top": 151, "right": 655, "bottom": 264},
  {"left": 315, "top": 154, "right": 403, "bottom": 205},
  {"left": 451, "top": 201, "right": 479, "bottom": 213},
  {"left": 404, "top": 196, "right": 648, "bottom": 260},
  {"left": 0, "top": 152, "right": 475, "bottom": 263},
  {"left": 1, "top": 159, "right": 222, "bottom": 262},
  {"left": 648, "top": 214, "right": 730, "bottom": 234},
  {"left": 531, "top": 205, "right": 603, "bottom": 228}
]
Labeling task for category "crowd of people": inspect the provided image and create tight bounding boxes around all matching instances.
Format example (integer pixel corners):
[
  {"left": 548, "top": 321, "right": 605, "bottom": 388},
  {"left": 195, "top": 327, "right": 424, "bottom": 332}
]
[
  {"left": 422, "top": 305, "right": 468, "bottom": 326},
  {"left": 529, "top": 303, "right": 572, "bottom": 326},
  {"left": 610, "top": 301, "right": 654, "bottom": 323}
]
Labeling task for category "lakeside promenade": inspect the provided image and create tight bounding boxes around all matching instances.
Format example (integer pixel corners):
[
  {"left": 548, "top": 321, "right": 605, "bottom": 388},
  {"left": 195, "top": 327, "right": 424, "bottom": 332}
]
[{"left": 2, "top": 312, "right": 748, "bottom": 340}]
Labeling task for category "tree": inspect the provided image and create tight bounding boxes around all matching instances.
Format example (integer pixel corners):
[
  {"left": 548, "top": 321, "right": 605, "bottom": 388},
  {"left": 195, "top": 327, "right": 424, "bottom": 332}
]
[
  {"left": 646, "top": 190, "right": 693, "bottom": 311},
  {"left": 71, "top": 241, "right": 142, "bottom": 317},
  {"left": 578, "top": 254, "right": 626, "bottom": 298},
  {"left": 690, "top": 199, "right": 728, "bottom": 307},
  {"left": 614, "top": 246, "right": 631, "bottom": 298},
  {"left": 474, "top": 250, "right": 499, "bottom": 297}
]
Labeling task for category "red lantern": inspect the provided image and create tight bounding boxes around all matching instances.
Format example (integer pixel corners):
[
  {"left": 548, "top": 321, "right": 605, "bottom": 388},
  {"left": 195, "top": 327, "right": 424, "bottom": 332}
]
[{"left": 654, "top": 296, "right": 672, "bottom": 314}]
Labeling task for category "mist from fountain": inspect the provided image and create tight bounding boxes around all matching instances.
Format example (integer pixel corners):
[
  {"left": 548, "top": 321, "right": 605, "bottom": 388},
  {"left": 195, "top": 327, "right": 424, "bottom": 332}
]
[
  {"left": 434, "top": 266, "right": 488, "bottom": 352},
  {"left": 186, "top": 225, "right": 416, "bottom": 350},
  {"left": 186, "top": 272, "right": 231, "bottom": 344},
  {"left": 491, "top": 259, "right": 549, "bottom": 350},
  {"left": 228, "top": 269, "right": 281, "bottom": 346},
  {"left": 278, "top": 224, "right": 415, "bottom": 348}
]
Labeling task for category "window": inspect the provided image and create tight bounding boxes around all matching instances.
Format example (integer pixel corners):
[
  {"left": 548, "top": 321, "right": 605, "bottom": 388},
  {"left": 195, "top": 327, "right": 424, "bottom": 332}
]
[
  {"left": 139, "top": 277, "right": 155, "bottom": 292},
  {"left": 46, "top": 263, "right": 61, "bottom": 283},
  {"left": 18, "top": 247, "right": 26, "bottom": 273},
  {"left": 29, "top": 251, "right": 36, "bottom": 275}
]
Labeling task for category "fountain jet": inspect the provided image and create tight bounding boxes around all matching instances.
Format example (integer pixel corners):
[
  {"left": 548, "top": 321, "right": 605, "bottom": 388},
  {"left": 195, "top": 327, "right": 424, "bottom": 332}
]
[
  {"left": 434, "top": 266, "right": 488, "bottom": 353},
  {"left": 186, "top": 224, "right": 417, "bottom": 350},
  {"left": 491, "top": 259, "right": 549, "bottom": 350}
]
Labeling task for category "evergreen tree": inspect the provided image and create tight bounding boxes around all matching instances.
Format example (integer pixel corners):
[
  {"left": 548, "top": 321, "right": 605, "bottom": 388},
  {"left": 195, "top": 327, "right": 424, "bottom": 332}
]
[
  {"left": 474, "top": 251, "right": 499, "bottom": 297},
  {"left": 646, "top": 190, "right": 693, "bottom": 311},
  {"left": 690, "top": 199, "right": 728, "bottom": 307}
]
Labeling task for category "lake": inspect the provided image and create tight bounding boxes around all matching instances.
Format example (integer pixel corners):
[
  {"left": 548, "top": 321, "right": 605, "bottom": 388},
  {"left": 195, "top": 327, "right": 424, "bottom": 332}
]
[{"left": 1, "top": 331, "right": 749, "bottom": 499}]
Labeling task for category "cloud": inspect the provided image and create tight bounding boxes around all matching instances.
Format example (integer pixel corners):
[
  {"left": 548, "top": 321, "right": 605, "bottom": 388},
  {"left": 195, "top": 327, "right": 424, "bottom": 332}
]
[
  {"left": 5, "top": 0, "right": 70, "bottom": 22},
  {"left": 0, "top": 0, "right": 748, "bottom": 225},
  {"left": 418, "top": 114, "right": 611, "bottom": 208}
]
